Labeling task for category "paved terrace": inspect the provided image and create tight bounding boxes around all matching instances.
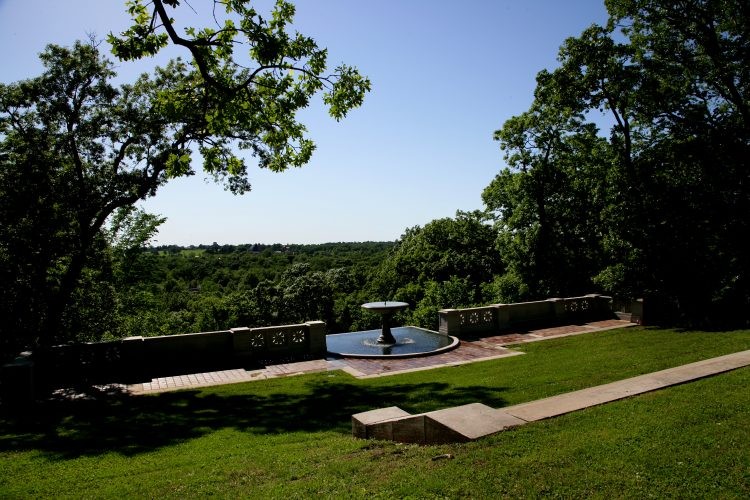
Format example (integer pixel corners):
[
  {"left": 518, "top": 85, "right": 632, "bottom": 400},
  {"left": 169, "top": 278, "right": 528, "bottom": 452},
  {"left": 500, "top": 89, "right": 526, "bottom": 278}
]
[
  {"left": 128, "top": 319, "right": 632, "bottom": 394},
  {"left": 121, "top": 319, "right": 750, "bottom": 445}
]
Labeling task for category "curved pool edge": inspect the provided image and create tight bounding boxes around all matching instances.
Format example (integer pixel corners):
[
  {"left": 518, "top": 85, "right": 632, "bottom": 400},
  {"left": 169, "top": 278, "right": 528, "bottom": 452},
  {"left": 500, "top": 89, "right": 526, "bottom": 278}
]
[{"left": 326, "top": 326, "right": 460, "bottom": 359}]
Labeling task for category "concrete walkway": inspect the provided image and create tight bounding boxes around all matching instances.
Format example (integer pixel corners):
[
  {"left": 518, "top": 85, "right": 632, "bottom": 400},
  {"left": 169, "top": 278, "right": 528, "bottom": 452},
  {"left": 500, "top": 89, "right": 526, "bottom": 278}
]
[
  {"left": 129, "top": 360, "right": 332, "bottom": 394},
  {"left": 352, "top": 349, "right": 750, "bottom": 444}
]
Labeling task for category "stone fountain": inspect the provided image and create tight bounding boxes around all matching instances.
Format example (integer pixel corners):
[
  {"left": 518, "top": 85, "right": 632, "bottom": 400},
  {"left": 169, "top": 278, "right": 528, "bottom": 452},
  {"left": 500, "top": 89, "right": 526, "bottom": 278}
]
[
  {"left": 360, "top": 301, "right": 409, "bottom": 344},
  {"left": 325, "top": 300, "right": 459, "bottom": 359}
]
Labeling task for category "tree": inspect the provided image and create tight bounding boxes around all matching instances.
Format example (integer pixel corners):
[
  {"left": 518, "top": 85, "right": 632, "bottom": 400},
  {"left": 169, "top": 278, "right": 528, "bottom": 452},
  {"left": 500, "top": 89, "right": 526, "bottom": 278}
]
[
  {"left": 483, "top": 98, "right": 612, "bottom": 299},
  {"left": 373, "top": 211, "right": 503, "bottom": 324},
  {"left": 485, "top": 0, "right": 749, "bottom": 326},
  {"left": 0, "top": 1, "right": 369, "bottom": 358},
  {"left": 598, "top": 0, "right": 749, "bottom": 323},
  {"left": 0, "top": 42, "right": 150, "bottom": 355}
]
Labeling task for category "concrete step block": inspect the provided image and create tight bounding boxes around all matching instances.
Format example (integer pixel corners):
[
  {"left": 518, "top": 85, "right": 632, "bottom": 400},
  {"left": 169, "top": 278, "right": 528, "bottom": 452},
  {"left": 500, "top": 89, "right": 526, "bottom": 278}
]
[
  {"left": 426, "top": 403, "right": 526, "bottom": 441},
  {"left": 352, "top": 406, "right": 410, "bottom": 439}
]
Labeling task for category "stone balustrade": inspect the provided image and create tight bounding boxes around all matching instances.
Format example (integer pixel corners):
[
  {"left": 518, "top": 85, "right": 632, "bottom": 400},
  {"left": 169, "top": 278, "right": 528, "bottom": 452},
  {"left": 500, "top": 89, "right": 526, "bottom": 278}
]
[
  {"left": 3, "top": 321, "right": 327, "bottom": 397},
  {"left": 439, "top": 294, "right": 615, "bottom": 337}
]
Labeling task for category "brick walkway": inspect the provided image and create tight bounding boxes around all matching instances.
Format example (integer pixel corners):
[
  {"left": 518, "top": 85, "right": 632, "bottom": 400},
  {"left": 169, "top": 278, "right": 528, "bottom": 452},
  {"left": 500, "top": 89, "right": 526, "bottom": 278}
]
[
  {"left": 128, "top": 319, "right": 634, "bottom": 394},
  {"left": 132, "top": 360, "right": 332, "bottom": 394}
]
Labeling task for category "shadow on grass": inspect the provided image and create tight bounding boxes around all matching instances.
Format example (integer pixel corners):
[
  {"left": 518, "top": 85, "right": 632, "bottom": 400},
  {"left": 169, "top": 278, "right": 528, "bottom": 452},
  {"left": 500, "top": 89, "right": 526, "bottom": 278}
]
[{"left": 0, "top": 375, "right": 508, "bottom": 459}]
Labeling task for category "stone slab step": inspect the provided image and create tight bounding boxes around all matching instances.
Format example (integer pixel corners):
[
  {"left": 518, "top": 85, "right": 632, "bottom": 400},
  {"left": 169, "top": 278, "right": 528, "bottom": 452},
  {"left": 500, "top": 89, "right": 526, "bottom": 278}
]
[
  {"left": 352, "top": 406, "right": 411, "bottom": 439},
  {"left": 426, "top": 403, "right": 525, "bottom": 440},
  {"left": 351, "top": 403, "right": 526, "bottom": 444},
  {"left": 614, "top": 311, "right": 632, "bottom": 321}
]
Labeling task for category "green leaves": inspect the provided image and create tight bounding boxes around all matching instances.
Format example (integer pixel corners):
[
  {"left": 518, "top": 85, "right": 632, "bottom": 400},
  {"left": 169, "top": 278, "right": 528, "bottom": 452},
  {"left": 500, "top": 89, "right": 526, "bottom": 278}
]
[
  {"left": 374, "top": 212, "right": 502, "bottom": 312},
  {"left": 4, "top": 6, "right": 371, "bottom": 349},
  {"left": 109, "top": 0, "right": 371, "bottom": 183},
  {"left": 325, "top": 65, "right": 372, "bottom": 121},
  {"left": 485, "top": 0, "right": 750, "bottom": 325},
  {"left": 165, "top": 151, "right": 192, "bottom": 178},
  {"left": 108, "top": 0, "right": 169, "bottom": 60},
  {"left": 0, "top": 41, "right": 206, "bottom": 349}
]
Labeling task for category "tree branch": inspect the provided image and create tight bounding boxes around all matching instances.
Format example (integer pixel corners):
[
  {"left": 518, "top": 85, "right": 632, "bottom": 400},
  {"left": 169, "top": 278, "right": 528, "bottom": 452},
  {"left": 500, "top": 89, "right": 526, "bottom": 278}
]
[{"left": 151, "top": 0, "right": 219, "bottom": 87}]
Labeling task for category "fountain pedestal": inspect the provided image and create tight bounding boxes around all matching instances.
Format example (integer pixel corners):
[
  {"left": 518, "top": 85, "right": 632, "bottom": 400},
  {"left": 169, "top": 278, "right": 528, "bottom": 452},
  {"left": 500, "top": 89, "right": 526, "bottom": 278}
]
[{"left": 361, "top": 301, "right": 409, "bottom": 344}]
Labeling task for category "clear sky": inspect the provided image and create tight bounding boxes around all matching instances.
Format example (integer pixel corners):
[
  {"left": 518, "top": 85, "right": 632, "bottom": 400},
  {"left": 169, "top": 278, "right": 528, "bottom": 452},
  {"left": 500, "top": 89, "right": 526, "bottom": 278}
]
[{"left": 0, "top": 0, "right": 609, "bottom": 245}]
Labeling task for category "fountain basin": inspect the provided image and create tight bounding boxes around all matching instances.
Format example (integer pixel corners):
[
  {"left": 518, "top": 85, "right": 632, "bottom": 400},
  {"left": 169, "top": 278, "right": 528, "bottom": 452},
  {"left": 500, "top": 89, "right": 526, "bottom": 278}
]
[{"left": 326, "top": 326, "right": 459, "bottom": 359}]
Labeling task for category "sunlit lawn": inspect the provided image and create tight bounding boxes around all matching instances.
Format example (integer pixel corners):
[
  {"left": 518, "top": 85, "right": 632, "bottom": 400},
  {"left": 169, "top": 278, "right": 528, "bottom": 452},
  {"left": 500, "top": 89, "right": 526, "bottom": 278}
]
[{"left": 1, "top": 326, "right": 749, "bottom": 497}]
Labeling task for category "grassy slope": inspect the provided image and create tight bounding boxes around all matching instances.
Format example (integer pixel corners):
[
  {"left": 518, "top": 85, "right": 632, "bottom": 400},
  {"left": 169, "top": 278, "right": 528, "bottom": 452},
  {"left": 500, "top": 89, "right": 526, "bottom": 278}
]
[{"left": 1, "top": 326, "right": 749, "bottom": 497}]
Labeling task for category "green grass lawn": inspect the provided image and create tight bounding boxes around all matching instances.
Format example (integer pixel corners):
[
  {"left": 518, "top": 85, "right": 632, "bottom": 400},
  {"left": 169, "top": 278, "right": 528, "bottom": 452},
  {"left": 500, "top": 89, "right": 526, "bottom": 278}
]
[{"left": 2, "top": 326, "right": 749, "bottom": 497}]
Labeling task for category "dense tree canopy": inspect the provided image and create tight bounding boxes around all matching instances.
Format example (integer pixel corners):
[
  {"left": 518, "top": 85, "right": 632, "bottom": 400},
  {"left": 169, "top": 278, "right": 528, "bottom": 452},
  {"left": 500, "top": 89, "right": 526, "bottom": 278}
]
[
  {"left": 483, "top": 102, "right": 612, "bottom": 299},
  {"left": 485, "top": 0, "right": 749, "bottom": 326},
  {"left": 373, "top": 212, "right": 504, "bottom": 330},
  {"left": 105, "top": 242, "right": 392, "bottom": 338}
]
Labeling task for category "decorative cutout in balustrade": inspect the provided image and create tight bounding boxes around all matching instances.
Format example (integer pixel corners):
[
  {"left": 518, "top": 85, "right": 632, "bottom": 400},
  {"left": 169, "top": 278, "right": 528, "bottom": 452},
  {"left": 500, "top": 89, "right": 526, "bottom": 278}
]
[
  {"left": 251, "top": 326, "right": 310, "bottom": 351},
  {"left": 103, "top": 345, "right": 122, "bottom": 363},
  {"left": 290, "top": 329, "right": 306, "bottom": 344},
  {"left": 271, "top": 331, "right": 286, "bottom": 346},
  {"left": 249, "top": 331, "right": 265, "bottom": 349},
  {"left": 564, "top": 298, "right": 591, "bottom": 314},
  {"left": 457, "top": 307, "right": 496, "bottom": 333},
  {"left": 79, "top": 349, "right": 96, "bottom": 367}
]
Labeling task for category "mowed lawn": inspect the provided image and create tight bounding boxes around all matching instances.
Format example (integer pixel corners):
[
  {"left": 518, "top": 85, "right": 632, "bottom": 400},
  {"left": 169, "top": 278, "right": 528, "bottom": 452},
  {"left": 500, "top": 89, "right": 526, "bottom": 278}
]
[{"left": 1, "top": 327, "right": 749, "bottom": 498}]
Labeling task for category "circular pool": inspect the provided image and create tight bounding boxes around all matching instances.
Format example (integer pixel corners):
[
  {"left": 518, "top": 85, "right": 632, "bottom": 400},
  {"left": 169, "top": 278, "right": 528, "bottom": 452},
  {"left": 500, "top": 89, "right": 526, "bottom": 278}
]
[{"left": 326, "top": 326, "right": 459, "bottom": 359}]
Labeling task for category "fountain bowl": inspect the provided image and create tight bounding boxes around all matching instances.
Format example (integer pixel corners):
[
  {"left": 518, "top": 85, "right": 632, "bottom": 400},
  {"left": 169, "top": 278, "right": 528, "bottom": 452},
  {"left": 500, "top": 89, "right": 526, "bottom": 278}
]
[{"left": 360, "top": 301, "right": 409, "bottom": 314}]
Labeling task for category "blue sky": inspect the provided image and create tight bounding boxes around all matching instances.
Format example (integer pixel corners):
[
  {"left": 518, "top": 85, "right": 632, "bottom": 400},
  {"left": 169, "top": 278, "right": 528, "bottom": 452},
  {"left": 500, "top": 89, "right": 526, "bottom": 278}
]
[{"left": 0, "top": 0, "right": 609, "bottom": 245}]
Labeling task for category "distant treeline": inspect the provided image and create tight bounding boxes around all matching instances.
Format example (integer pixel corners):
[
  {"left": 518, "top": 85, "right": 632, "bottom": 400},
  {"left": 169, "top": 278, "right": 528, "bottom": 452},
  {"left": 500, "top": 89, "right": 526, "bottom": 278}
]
[
  {"left": 113, "top": 241, "right": 400, "bottom": 339},
  {"left": 136, "top": 241, "right": 395, "bottom": 289},
  {"left": 148, "top": 241, "right": 393, "bottom": 256}
]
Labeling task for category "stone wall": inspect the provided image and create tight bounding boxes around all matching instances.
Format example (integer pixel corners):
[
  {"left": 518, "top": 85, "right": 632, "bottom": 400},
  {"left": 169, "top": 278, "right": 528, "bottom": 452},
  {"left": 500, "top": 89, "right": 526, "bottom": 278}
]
[
  {"left": 438, "top": 294, "right": 617, "bottom": 337},
  {"left": 2, "top": 321, "right": 327, "bottom": 398}
]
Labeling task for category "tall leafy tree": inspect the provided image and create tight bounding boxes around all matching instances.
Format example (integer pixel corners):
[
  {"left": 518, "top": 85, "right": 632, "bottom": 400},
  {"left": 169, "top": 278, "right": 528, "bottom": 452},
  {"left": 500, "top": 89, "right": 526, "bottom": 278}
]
[
  {"left": 600, "top": 0, "right": 750, "bottom": 323},
  {"left": 483, "top": 99, "right": 612, "bottom": 299},
  {"left": 485, "top": 0, "right": 749, "bottom": 325},
  {"left": 373, "top": 211, "right": 503, "bottom": 326},
  {"left": 0, "top": 43, "right": 149, "bottom": 355},
  {"left": 0, "top": 1, "right": 369, "bottom": 358}
]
